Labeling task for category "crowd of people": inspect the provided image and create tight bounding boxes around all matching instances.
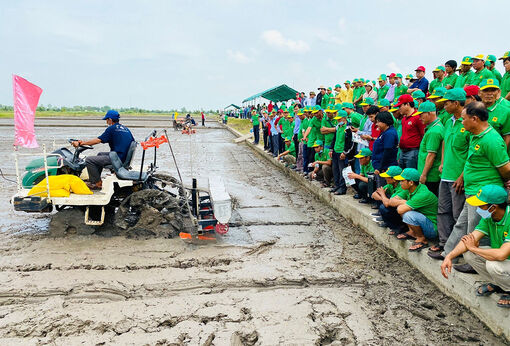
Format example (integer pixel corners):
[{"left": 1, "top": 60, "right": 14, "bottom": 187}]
[{"left": 243, "top": 52, "right": 510, "bottom": 308}]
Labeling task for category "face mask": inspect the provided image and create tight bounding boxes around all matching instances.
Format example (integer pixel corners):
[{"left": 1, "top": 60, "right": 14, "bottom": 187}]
[{"left": 476, "top": 206, "right": 493, "bottom": 219}]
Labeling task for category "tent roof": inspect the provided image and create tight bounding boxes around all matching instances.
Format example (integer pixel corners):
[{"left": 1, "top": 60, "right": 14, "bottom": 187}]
[
  {"left": 242, "top": 84, "right": 299, "bottom": 103},
  {"left": 224, "top": 104, "right": 241, "bottom": 110}
]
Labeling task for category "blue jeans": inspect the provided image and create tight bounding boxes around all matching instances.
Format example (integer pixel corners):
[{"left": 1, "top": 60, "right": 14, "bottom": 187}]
[
  {"left": 402, "top": 211, "right": 437, "bottom": 239},
  {"left": 379, "top": 204, "right": 404, "bottom": 231},
  {"left": 270, "top": 134, "right": 279, "bottom": 157},
  {"left": 253, "top": 125, "right": 260, "bottom": 144},
  {"left": 399, "top": 149, "right": 419, "bottom": 169}
]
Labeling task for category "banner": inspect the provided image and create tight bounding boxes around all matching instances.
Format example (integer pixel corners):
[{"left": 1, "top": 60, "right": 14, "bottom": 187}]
[{"left": 13, "top": 75, "right": 42, "bottom": 148}]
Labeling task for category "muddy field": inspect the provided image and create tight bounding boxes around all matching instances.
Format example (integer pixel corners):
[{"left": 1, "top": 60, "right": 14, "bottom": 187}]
[{"left": 0, "top": 117, "right": 506, "bottom": 345}]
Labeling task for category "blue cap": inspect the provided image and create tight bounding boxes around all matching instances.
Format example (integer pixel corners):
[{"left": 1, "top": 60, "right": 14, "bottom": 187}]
[{"left": 102, "top": 110, "right": 120, "bottom": 120}]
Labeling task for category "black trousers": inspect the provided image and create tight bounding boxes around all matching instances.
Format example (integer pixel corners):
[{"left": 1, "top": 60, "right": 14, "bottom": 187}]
[
  {"left": 331, "top": 151, "right": 346, "bottom": 192},
  {"left": 263, "top": 127, "right": 269, "bottom": 149},
  {"left": 426, "top": 181, "right": 440, "bottom": 197},
  {"left": 253, "top": 125, "right": 260, "bottom": 144},
  {"left": 279, "top": 134, "right": 285, "bottom": 154},
  {"left": 292, "top": 134, "right": 300, "bottom": 159},
  {"left": 379, "top": 204, "right": 405, "bottom": 232}
]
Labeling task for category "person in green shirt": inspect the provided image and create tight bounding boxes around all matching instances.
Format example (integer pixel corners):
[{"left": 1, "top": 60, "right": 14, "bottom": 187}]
[
  {"left": 330, "top": 108, "right": 349, "bottom": 195},
  {"left": 415, "top": 101, "right": 444, "bottom": 196},
  {"left": 377, "top": 99, "right": 391, "bottom": 112},
  {"left": 500, "top": 51, "right": 510, "bottom": 101},
  {"left": 394, "top": 168, "right": 439, "bottom": 251},
  {"left": 429, "top": 66, "right": 445, "bottom": 94},
  {"left": 429, "top": 88, "right": 470, "bottom": 258},
  {"left": 342, "top": 103, "right": 363, "bottom": 129},
  {"left": 486, "top": 55, "right": 503, "bottom": 83},
  {"left": 471, "top": 54, "right": 494, "bottom": 86},
  {"left": 277, "top": 137, "right": 296, "bottom": 166},
  {"left": 443, "top": 101, "right": 510, "bottom": 270},
  {"left": 223, "top": 113, "right": 228, "bottom": 124},
  {"left": 348, "top": 148, "right": 374, "bottom": 203},
  {"left": 454, "top": 56, "right": 476, "bottom": 88},
  {"left": 427, "top": 87, "right": 450, "bottom": 125},
  {"left": 443, "top": 60, "right": 458, "bottom": 90},
  {"left": 250, "top": 110, "right": 260, "bottom": 145},
  {"left": 394, "top": 74, "right": 409, "bottom": 101},
  {"left": 479, "top": 79, "right": 510, "bottom": 149},
  {"left": 377, "top": 74, "right": 390, "bottom": 100},
  {"left": 300, "top": 108, "right": 312, "bottom": 173},
  {"left": 353, "top": 79, "right": 365, "bottom": 108},
  {"left": 303, "top": 106, "right": 325, "bottom": 170},
  {"left": 309, "top": 140, "right": 333, "bottom": 187},
  {"left": 372, "top": 165, "right": 407, "bottom": 233},
  {"left": 322, "top": 88, "right": 332, "bottom": 109},
  {"left": 321, "top": 105, "right": 338, "bottom": 149},
  {"left": 441, "top": 185, "right": 510, "bottom": 308}
]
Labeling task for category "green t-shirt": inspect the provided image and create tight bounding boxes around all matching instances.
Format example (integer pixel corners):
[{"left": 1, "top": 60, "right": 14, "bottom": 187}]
[
  {"left": 471, "top": 68, "right": 494, "bottom": 86},
  {"left": 429, "top": 78, "right": 444, "bottom": 94},
  {"left": 224, "top": 114, "right": 228, "bottom": 120},
  {"left": 307, "top": 117, "right": 323, "bottom": 145},
  {"left": 383, "top": 183, "right": 395, "bottom": 196},
  {"left": 501, "top": 71, "right": 510, "bottom": 98},
  {"left": 474, "top": 205, "right": 510, "bottom": 259},
  {"left": 378, "top": 85, "right": 389, "bottom": 100},
  {"left": 443, "top": 73, "right": 458, "bottom": 89},
  {"left": 441, "top": 116, "right": 471, "bottom": 181},
  {"left": 391, "top": 184, "right": 407, "bottom": 199},
  {"left": 394, "top": 85, "right": 408, "bottom": 101},
  {"left": 353, "top": 87, "right": 364, "bottom": 105},
  {"left": 315, "top": 149, "right": 329, "bottom": 162},
  {"left": 437, "top": 109, "right": 451, "bottom": 126},
  {"left": 491, "top": 68, "right": 503, "bottom": 83},
  {"left": 349, "top": 112, "right": 363, "bottom": 128},
  {"left": 279, "top": 117, "right": 291, "bottom": 137},
  {"left": 418, "top": 119, "right": 444, "bottom": 182},
  {"left": 487, "top": 97, "right": 510, "bottom": 136},
  {"left": 464, "top": 126, "right": 510, "bottom": 195},
  {"left": 299, "top": 117, "right": 309, "bottom": 142},
  {"left": 321, "top": 116, "right": 337, "bottom": 148},
  {"left": 360, "top": 161, "right": 374, "bottom": 177},
  {"left": 455, "top": 70, "right": 475, "bottom": 88},
  {"left": 322, "top": 94, "right": 331, "bottom": 109},
  {"left": 405, "top": 184, "right": 438, "bottom": 231},
  {"left": 334, "top": 124, "right": 347, "bottom": 153},
  {"left": 285, "top": 142, "right": 296, "bottom": 157},
  {"left": 251, "top": 114, "right": 260, "bottom": 126}
]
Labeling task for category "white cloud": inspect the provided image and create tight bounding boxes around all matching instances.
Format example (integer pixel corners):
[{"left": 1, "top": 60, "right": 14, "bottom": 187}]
[
  {"left": 338, "top": 17, "right": 346, "bottom": 31},
  {"left": 261, "top": 30, "right": 310, "bottom": 53},
  {"left": 227, "top": 49, "right": 251, "bottom": 64},
  {"left": 387, "top": 61, "right": 402, "bottom": 74}
]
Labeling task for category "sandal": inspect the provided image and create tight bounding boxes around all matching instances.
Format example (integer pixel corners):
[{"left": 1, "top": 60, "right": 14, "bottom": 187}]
[
  {"left": 429, "top": 245, "right": 443, "bottom": 253},
  {"left": 476, "top": 283, "right": 502, "bottom": 296},
  {"left": 409, "top": 241, "right": 428, "bottom": 252},
  {"left": 497, "top": 294, "right": 510, "bottom": 308},
  {"left": 397, "top": 233, "right": 416, "bottom": 240}
]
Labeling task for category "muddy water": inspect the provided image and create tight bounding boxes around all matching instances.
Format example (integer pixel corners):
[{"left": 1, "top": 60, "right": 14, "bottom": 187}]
[{"left": 0, "top": 120, "right": 505, "bottom": 345}]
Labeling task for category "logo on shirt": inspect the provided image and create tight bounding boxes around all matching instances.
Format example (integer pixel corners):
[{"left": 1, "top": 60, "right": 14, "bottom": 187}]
[
  {"left": 477, "top": 189, "right": 482, "bottom": 197},
  {"left": 492, "top": 117, "right": 498, "bottom": 122},
  {"left": 460, "top": 128, "right": 466, "bottom": 133},
  {"left": 474, "top": 144, "right": 480, "bottom": 151},
  {"left": 408, "top": 121, "right": 412, "bottom": 125}
]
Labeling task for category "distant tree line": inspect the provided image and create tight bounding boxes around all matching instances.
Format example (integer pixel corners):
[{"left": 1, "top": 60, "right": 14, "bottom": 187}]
[{"left": 0, "top": 104, "right": 219, "bottom": 114}]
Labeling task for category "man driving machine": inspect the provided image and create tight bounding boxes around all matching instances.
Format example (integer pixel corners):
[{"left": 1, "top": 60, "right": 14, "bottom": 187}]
[{"left": 72, "top": 110, "right": 134, "bottom": 190}]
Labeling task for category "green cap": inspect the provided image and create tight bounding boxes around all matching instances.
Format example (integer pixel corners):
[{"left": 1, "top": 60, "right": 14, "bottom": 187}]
[
  {"left": 311, "top": 105, "right": 322, "bottom": 113},
  {"left": 335, "top": 84, "right": 341, "bottom": 88},
  {"left": 380, "top": 166, "right": 403, "bottom": 178},
  {"left": 473, "top": 54, "right": 485, "bottom": 60},
  {"left": 433, "top": 66, "right": 445, "bottom": 72},
  {"left": 405, "top": 73, "right": 413, "bottom": 80},
  {"left": 480, "top": 78, "right": 500, "bottom": 90},
  {"left": 412, "top": 90, "right": 426, "bottom": 99},
  {"left": 394, "top": 168, "right": 421, "bottom": 182},
  {"left": 297, "top": 109, "right": 304, "bottom": 115},
  {"left": 461, "top": 56, "right": 473, "bottom": 65},
  {"left": 325, "top": 105, "right": 336, "bottom": 113},
  {"left": 427, "top": 87, "right": 447, "bottom": 99},
  {"left": 438, "top": 88, "right": 467, "bottom": 102},
  {"left": 396, "top": 73, "right": 403, "bottom": 78},
  {"left": 360, "top": 97, "right": 374, "bottom": 106},
  {"left": 327, "top": 87, "right": 332, "bottom": 91},
  {"left": 344, "top": 80, "right": 351, "bottom": 84},
  {"left": 333, "top": 104, "right": 344, "bottom": 112},
  {"left": 499, "top": 51, "right": 510, "bottom": 60},
  {"left": 353, "top": 78, "right": 359, "bottom": 83},
  {"left": 378, "top": 99, "right": 391, "bottom": 108},
  {"left": 372, "top": 80, "right": 376, "bottom": 86},
  {"left": 342, "top": 102, "right": 354, "bottom": 109},
  {"left": 311, "top": 140, "right": 324, "bottom": 147},
  {"left": 378, "top": 74, "right": 387, "bottom": 81},
  {"left": 334, "top": 109, "right": 348, "bottom": 120},
  {"left": 415, "top": 101, "right": 436, "bottom": 115},
  {"left": 354, "top": 148, "right": 372, "bottom": 158},
  {"left": 466, "top": 185, "right": 508, "bottom": 206},
  {"left": 485, "top": 60, "right": 491, "bottom": 67},
  {"left": 487, "top": 55, "right": 497, "bottom": 63}
]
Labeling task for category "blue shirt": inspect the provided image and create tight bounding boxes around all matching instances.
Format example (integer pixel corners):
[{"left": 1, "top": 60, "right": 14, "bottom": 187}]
[
  {"left": 293, "top": 116, "right": 301, "bottom": 134},
  {"left": 269, "top": 118, "right": 278, "bottom": 135},
  {"left": 410, "top": 77, "right": 429, "bottom": 94},
  {"left": 98, "top": 123, "right": 135, "bottom": 162},
  {"left": 372, "top": 126, "right": 399, "bottom": 171}
]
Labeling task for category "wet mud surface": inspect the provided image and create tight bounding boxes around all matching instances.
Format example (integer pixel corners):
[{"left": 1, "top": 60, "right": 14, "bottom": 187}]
[{"left": 0, "top": 118, "right": 506, "bottom": 345}]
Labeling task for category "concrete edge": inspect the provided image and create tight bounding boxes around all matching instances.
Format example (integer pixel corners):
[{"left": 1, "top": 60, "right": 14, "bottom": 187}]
[{"left": 223, "top": 124, "right": 510, "bottom": 342}]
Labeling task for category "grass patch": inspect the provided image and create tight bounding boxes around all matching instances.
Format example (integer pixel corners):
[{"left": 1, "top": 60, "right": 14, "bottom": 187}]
[{"left": 227, "top": 118, "right": 253, "bottom": 135}]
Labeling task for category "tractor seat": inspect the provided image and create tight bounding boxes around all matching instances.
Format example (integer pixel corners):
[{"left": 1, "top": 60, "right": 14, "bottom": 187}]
[
  {"left": 104, "top": 141, "right": 137, "bottom": 172},
  {"left": 108, "top": 145, "right": 147, "bottom": 181}
]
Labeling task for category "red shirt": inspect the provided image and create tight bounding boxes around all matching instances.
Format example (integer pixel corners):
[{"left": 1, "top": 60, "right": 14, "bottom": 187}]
[
  {"left": 268, "top": 103, "right": 274, "bottom": 112},
  {"left": 369, "top": 123, "right": 381, "bottom": 151},
  {"left": 399, "top": 111, "right": 425, "bottom": 149}
]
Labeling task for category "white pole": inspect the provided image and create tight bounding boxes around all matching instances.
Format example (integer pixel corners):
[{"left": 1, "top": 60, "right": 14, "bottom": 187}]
[
  {"left": 14, "top": 147, "right": 21, "bottom": 191},
  {"left": 43, "top": 144, "right": 51, "bottom": 198}
]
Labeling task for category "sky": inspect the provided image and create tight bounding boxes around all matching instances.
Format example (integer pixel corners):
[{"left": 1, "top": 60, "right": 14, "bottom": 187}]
[{"left": 0, "top": 0, "right": 508, "bottom": 111}]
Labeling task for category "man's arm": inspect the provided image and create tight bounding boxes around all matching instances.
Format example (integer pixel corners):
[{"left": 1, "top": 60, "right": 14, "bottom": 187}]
[
  {"left": 320, "top": 126, "right": 336, "bottom": 134},
  {"left": 504, "top": 135, "right": 510, "bottom": 149},
  {"left": 441, "top": 231, "right": 485, "bottom": 279},
  {"left": 397, "top": 203, "right": 412, "bottom": 215},
  {"left": 497, "top": 162, "right": 510, "bottom": 180},
  {"left": 464, "top": 233, "right": 510, "bottom": 261},
  {"left": 387, "top": 196, "right": 407, "bottom": 208},
  {"left": 419, "top": 152, "right": 437, "bottom": 183},
  {"left": 72, "top": 138, "right": 101, "bottom": 147}
]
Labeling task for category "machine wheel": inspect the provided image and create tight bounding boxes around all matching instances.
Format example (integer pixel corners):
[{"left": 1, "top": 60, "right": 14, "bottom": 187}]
[{"left": 48, "top": 208, "right": 95, "bottom": 237}]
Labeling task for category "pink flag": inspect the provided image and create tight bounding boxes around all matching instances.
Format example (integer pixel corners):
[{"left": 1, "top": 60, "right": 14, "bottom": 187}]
[{"left": 13, "top": 75, "right": 43, "bottom": 148}]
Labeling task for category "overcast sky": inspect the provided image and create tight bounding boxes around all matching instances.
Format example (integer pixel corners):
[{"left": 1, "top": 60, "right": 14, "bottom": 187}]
[{"left": 1, "top": 0, "right": 508, "bottom": 111}]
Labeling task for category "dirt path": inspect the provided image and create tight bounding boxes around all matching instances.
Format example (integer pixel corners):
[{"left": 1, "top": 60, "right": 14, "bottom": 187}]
[{"left": 0, "top": 122, "right": 505, "bottom": 345}]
